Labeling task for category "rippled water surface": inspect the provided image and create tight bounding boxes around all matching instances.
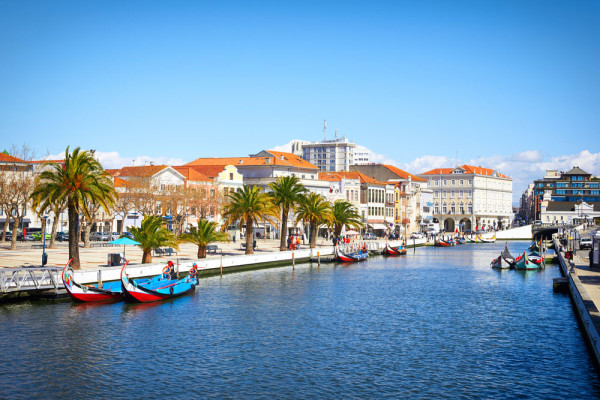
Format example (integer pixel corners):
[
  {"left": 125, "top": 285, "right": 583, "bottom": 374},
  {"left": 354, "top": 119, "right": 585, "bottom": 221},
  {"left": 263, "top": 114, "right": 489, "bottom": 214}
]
[{"left": 2, "top": 241, "right": 600, "bottom": 399}]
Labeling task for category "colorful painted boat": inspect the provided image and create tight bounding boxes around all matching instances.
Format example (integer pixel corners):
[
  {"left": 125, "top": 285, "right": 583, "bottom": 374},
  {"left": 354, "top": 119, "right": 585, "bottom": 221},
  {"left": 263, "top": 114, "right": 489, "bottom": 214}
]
[
  {"left": 464, "top": 236, "right": 476, "bottom": 243},
  {"left": 528, "top": 252, "right": 544, "bottom": 266},
  {"left": 62, "top": 260, "right": 123, "bottom": 302},
  {"left": 455, "top": 238, "right": 466, "bottom": 245},
  {"left": 382, "top": 243, "right": 407, "bottom": 256},
  {"left": 120, "top": 262, "right": 198, "bottom": 303},
  {"left": 490, "top": 254, "right": 509, "bottom": 269},
  {"left": 501, "top": 244, "right": 516, "bottom": 267},
  {"left": 515, "top": 252, "right": 538, "bottom": 271},
  {"left": 436, "top": 240, "right": 453, "bottom": 247},
  {"left": 529, "top": 242, "right": 540, "bottom": 252},
  {"left": 478, "top": 235, "right": 496, "bottom": 243},
  {"left": 336, "top": 247, "right": 368, "bottom": 262}
]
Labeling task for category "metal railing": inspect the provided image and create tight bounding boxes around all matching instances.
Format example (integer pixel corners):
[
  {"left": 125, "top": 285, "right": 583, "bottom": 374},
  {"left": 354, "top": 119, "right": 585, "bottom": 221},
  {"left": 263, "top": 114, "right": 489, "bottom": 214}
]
[{"left": 0, "top": 267, "right": 63, "bottom": 293}]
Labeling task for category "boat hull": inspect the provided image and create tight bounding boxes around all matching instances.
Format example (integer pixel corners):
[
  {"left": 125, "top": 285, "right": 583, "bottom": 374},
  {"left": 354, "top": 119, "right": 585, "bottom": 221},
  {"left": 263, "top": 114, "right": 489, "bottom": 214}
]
[
  {"left": 120, "top": 264, "right": 197, "bottom": 303},
  {"left": 62, "top": 264, "right": 123, "bottom": 302}
]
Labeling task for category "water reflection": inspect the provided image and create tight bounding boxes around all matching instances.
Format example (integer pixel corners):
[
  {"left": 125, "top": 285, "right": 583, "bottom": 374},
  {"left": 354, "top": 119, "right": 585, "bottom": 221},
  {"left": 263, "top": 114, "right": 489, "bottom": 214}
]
[{"left": 1, "top": 241, "right": 599, "bottom": 399}]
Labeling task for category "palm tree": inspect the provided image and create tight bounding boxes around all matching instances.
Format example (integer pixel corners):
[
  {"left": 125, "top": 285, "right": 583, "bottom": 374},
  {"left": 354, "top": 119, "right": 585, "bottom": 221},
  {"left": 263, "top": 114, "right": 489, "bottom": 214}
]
[
  {"left": 129, "top": 215, "right": 178, "bottom": 263},
  {"left": 269, "top": 176, "right": 307, "bottom": 251},
  {"left": 295, "top": 193, "right": 332, "bottom": 248},
  {"left": 30, "top": 147, "right": 117, "bottom": 269},
  {"left": 180, "top": 220, "right": 229, "bottom": 259},
  {"left": 222, "top": 185, "right": 279, "bottom": 254},
  {"left": 330, "top": 200, "right": 363, "bottom": 239}
]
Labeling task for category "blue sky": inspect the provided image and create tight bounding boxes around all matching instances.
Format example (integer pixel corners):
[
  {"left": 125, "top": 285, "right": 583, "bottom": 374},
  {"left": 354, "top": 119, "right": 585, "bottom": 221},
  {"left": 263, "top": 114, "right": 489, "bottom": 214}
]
[{"left": 1, "top": 0, "right": 599, "bottom": 202}]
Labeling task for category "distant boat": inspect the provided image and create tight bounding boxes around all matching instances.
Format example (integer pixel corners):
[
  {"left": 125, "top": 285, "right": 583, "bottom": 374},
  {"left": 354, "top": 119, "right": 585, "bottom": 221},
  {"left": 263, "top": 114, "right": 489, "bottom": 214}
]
[
  {"left": 436, "top": 239, "right": 453, "bottom": 247},
  {"left": 479, "top": 235, "right": 496, "bottom": 243},
  {"left": 382, "top": 243, "right": 407, "bottom": 256},
  {"left": 515, "top": 252, "right": 538, "bottom": 271},
  {"left": 120, "top": 263, "right": 198, "bottom": 303},
  {"left": 62, "top": 260, "right": 122, "bottom": 302},
  {"left": 336, "top": 247, "right": 368, "bottom": 262}
]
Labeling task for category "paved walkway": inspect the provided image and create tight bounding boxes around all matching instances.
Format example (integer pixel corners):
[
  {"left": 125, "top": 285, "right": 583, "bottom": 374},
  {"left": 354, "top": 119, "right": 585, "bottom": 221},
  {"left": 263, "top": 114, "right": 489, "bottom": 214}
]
[
  {"left": 0, "top": 236, "right": 344, "bottom": 270},
  {"left": 562, "top": 227, "right": 600, "bottom": 308}
]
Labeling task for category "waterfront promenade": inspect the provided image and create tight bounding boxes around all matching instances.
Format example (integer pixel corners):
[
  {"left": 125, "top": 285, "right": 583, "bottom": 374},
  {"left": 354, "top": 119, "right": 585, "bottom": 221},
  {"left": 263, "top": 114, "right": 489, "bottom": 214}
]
[{"left": 0, "top": 237, "right": 342, "bottom": 270}]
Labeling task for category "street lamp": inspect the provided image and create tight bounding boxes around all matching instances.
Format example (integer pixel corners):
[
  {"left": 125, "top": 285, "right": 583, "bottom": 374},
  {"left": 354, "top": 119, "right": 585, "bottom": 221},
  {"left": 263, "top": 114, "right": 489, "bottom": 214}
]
[{"left": 42, "top": 215, "right": 48, "bottom": 266}]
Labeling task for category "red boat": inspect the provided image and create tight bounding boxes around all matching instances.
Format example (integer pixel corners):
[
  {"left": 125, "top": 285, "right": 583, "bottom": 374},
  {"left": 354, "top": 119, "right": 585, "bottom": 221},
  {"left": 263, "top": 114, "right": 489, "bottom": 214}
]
[
  {"left": 382, "top": 243, "right": 407, "bottom": 256},
  {"left": 436, "top": 240, "right": 453, "bottom": 247},
  {"left": 62, "top": 259, "right": 123, "bottom": 302},
  {"left": 120, "top": 262, "right": 198, "bottom": 303}
]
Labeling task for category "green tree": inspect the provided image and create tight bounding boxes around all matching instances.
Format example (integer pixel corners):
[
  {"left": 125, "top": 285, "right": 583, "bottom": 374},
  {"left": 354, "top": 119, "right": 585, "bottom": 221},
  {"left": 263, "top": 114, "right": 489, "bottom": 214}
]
[
  {"left": 269, "top": 176, "right": 307, "bottom": 251},
  {"left": 330, "top": 200, "right": 363, "bottom": 239},
  {"left": 30, "top": 147, "right": 116, "bottom": 269},
  {"left": 129, "top": 215, "right": 178, "bottom": 263},
  {"left": 295, "top": 193, "right": 332, "bottom": 248},
  {"left": 180, "top": 219, "right": 229, "bottom": 259},
  {"left": 222, "top": 185, "right": 279, "bottom": 254}
]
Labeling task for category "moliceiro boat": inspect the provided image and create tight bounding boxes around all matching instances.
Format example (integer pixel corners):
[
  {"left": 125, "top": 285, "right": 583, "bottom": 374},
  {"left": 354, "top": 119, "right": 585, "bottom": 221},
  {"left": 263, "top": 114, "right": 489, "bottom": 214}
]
[
  {"left": 501, "top": 244, "right": 516, "bottom": 268},
  {"left": 515, "top": 252, "right": 538, "bottom": 271},
  {"left": 120, "top": 262, "right": 198, "bottom": 303},
  {"left": 478, "top": 235, "right": 496, "bottom": 243},
  {"left": 336, "top": 246, "right": 368, "bottom": 262},
  {"left": 490, "top": 254, "right": 509, "bottom": 269},
  {"left": 382, "top": 242, "right": 407, "bottom": 256},
  {"left": 62, "top": 260, "right": 123, "bottom": 302}
]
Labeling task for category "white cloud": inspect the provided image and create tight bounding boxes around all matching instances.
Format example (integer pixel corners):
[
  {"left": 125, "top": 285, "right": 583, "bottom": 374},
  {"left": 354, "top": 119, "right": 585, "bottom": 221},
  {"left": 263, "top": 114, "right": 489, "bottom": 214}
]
[{"left": 42, "top": 151, "right": 186, "bottom": 169}]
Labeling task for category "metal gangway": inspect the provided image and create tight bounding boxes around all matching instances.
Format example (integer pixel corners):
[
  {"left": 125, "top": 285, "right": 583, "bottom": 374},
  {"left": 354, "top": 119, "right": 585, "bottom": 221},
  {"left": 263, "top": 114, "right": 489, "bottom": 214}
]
[{"left": 0, "top": 267, "right": 64, "bottom": 298}]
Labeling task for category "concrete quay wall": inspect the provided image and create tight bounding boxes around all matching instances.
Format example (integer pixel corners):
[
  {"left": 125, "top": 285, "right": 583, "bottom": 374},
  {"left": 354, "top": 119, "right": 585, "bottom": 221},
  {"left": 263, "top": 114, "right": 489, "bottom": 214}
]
[
  {"left": 74, "top": 238, "right": 429, "bottom": 285},
  {"left": 555, "top": 238, "right": 600, "bottom": 365},
  {"left": 496, "top": 225, "right": 532, "bottom": 240}
]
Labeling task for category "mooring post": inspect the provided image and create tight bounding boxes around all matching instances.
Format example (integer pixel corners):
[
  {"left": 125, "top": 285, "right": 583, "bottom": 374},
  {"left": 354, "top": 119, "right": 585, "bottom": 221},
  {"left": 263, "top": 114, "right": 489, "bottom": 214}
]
[
  {"left": 97, "top": 269, "right": 103, "bottom": 289},
  {"left": 414, "top": 237, "right": 416, "bottom": 254},
  {"left": 292, "top": 252, "right": 295, "bottom": 269},
  {"left": 220, "top": 255, "right": 223, "bottom": 276},
  {"left": 318, "top": 251, "right": 320, "bottom": 268}
]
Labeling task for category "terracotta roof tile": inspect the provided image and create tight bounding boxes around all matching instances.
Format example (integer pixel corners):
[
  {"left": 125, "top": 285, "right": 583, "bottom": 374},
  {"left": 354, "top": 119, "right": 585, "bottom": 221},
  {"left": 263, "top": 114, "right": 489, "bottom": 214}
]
[
  {"left": 0, "top": 153, "right": 26, "bottom": 163},
  {"left": 186, "top": 151, "right": 318, "bottom": 170},
  {"left": 383, "top": 164, "right": 427, "bottom": 182},
  {"left": 115, "top": 165, "right": 168, "bottom": 178},
  {"left": 173, "top": 166, "right": 212, "bottom": 182},
  {"left": 421, "top": 164, "right": 510, "bottom": 179},
  {"left": 186, "top": 165, "right": 227, "bottom": 178}
]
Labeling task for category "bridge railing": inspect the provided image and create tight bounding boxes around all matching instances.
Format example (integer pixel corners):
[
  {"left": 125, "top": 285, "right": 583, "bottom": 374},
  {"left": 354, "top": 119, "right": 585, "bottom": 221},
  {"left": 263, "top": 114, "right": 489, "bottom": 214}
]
[{"left": 0, "top": 268, "right": 63, "bottom": 293}]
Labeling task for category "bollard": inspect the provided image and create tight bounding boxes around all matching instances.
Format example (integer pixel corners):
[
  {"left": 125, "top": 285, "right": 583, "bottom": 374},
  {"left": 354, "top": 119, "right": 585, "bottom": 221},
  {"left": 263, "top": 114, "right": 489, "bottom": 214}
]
[
  {"left": 318, "top": 251, "right": 320, "bottom": 267},
  {"left": 292, "top": 252, "right": 295, "bottom": 269},
  {"left": 97, "top": 270, "right": 103, "bottom": 289}
]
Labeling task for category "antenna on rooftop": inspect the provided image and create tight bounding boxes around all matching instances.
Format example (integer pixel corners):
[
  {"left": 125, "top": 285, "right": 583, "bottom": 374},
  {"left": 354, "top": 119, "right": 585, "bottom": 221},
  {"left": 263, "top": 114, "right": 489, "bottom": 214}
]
[
  {"left": 335, "top": 129, "right": 338, "bottom": 139},
  {"left": 323, "top": 120, "right": 327, "bottom": 141}
]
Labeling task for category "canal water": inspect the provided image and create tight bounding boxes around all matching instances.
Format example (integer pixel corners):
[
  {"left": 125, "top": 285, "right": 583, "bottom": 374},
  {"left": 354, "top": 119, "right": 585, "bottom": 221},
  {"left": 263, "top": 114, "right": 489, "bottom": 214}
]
[{"left": 1, "top": 241, "right": 599, "bottom": 399}]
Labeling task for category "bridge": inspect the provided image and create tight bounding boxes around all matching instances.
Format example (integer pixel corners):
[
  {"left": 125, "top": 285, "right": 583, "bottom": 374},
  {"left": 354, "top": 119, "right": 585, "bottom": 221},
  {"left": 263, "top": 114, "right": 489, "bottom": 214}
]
[{"left": 532, "top": 223, "right": 574, "bottom": 240}]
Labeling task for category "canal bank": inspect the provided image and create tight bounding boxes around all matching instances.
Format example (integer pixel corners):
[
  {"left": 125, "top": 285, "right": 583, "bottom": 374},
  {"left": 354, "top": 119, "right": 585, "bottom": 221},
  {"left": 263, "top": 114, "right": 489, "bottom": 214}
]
[
  {"left": 1, "top": 238, "right": 430, "bottom": 300},
  {"left": 555, "top": 237, "right": 600, "bottom": 366}
]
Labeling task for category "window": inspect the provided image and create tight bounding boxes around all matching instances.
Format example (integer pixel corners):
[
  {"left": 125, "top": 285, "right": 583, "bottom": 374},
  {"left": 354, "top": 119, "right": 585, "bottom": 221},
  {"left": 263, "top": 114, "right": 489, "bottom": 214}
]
[
  {"left": 451, "top": 179, "right": 455, "bottom": 186},
  {"left": 442, "top": 191, "right": 446, "bottom": 198},
  {"left": 434, "top": 191, "right": 438, "bottom": 198},
  {"left": 450, "top": 203, "right": 456, "bottom": 214},
  {"left": 459, "top": 190, "right": 464, "bottom": 198},
  {"left": 459, "top": 180, "right": 464, "bottom": 185},
  {"left": 468, "top": 180, "right": 472, "bottom": 185},
  {"left": 467, "top": 190, "right": 472, "bottom": 198},
  {"left": 434, "top": 180, "right": 438, "bottom": 186},
  {"left": 459, "top": 203, "right": 464, "bottom": 214},
  {"left": 442, "top": 204, "right": 447, "bottom": 214},
  {"left": 434, "top": 204, "right": 439, "bottom": 214},
  {"left": 443, "top": 180, "right": 447, "bottom": 186},
  {"left": 468, "top": 203, "right": 473, "bottom": 213}
]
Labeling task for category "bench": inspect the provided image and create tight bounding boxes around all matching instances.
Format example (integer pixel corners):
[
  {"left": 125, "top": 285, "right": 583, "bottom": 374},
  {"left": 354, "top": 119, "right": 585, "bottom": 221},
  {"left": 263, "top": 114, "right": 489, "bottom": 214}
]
[
  {"left": 153, "top": 247, "right": 178, "bottom": 257},
  {"left": 206, "top": 245, "right": 221, "bottom": 254},
  {"left": 240, "top": 241, "right": 257, "bottom": 250}
]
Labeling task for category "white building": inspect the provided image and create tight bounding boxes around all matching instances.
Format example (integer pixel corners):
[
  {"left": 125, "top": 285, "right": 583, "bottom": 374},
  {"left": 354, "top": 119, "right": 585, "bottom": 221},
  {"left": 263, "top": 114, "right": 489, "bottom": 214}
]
[
  {"left": 300, "top": 137, "right": 356, "bottom": 172},
  {"left": 353, "top": 145, "right": 371, "bottom": 165},
  {"left": 419, "top": 165, "right": 513, "bottom": 232}
]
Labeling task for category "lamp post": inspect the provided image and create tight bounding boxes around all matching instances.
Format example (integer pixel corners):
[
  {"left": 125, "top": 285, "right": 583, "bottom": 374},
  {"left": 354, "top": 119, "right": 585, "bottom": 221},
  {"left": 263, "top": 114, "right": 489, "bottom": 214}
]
[{"left": 42, "top": 215, "right": 48, "bottom": 266}]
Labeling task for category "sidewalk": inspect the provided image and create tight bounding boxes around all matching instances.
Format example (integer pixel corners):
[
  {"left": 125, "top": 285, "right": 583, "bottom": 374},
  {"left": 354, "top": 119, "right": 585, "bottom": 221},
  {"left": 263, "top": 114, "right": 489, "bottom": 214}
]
[{"left": 0, "top": 237, "right": 342, "bottom": 270}]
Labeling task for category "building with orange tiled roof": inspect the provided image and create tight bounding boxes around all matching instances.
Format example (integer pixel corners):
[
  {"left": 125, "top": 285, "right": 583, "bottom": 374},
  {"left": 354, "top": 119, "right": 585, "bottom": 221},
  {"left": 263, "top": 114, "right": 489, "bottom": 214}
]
[
  {"left": 318, "top": 171, "right": 395, "bottom": 235},
  {"left": 349, "top": 164, "right": 433, "bottom": 235},
  {"left": 419, "top": 164, "right": 513, "bottom": 232}
]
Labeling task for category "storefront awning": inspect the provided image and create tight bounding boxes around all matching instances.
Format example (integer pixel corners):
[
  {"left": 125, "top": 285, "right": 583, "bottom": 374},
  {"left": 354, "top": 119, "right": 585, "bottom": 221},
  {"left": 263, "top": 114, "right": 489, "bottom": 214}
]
[{"left": 369, "top": 223, "right": 389, "bottom": 230}]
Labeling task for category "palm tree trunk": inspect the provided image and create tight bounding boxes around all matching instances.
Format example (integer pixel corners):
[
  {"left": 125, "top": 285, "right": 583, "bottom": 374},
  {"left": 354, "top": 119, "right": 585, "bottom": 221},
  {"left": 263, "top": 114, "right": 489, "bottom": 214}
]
[
  {"left": 245, "top": 217, "right": 254, "bottom": 254},
  {"left": 279, "top": 211, "right": 288, "bottom": 251},
  {"left": 310, "top": 221, "right": 317, "bottom": 248},
  {"left": 68, "top": 202, "right": 81, "bottom": 269},
  {"left": 83, "top": 223, "right": 91, "bottom": 248},
  {"left": 198, "top": 245, "right": 207, "bottom": 259},
  {"left": 142, "top": 250, "right": 152, "bottom": 264}
]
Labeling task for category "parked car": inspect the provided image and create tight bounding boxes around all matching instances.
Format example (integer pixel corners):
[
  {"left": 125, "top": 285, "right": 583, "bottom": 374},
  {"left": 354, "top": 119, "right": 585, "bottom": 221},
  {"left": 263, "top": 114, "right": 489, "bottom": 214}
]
[
  {"left": 580, "top": 238, "right": 592, "bottom": 250},
  {"left": 89, "top": 232, "right": 110, "bottom": 241},
  {"left": 55, "top": 232, "right": 69, "bottom": 242},
  {"left": 120, "top": 232, "right": 134, "bottom": 239},
  {"left": 363, "top": 232, "right": 377, "bottom": 240},
  {"left": 410, "top": 232, "right": 424, "bottom": 239},
  {"left": 4, "top": 232, "right": 12, "bottom": 241}
]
